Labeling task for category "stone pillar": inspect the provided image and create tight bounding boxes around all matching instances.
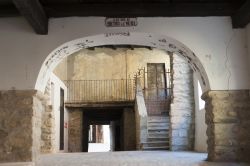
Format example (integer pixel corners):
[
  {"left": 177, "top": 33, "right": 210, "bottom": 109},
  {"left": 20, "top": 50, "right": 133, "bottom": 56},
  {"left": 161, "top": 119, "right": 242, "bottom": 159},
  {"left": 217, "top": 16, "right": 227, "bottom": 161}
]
[
  {"left": 170, "top": 55, "right": 195, "bottom": 151},
  {"left": 202, "top": 90, "right": 250, "bottom": 162},
  {"left": 0, "top": 90, "right": 47, "bottom": 163},
  {"left": 40, "top": 105, "right": 56, "bottom": 153},
  {"left": 122, "top": 108, "right": 136, "bottom": 150},
  {"left": 68, "top": 109, "right": 83, "bottom": 152},
  {"left": 134, "top": 84, "right": 148, "bottom": 150}
]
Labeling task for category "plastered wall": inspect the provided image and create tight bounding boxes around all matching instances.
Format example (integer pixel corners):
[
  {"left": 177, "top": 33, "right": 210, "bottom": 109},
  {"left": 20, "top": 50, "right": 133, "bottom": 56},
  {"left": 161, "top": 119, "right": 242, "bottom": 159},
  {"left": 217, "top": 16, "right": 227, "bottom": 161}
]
[
  {"left": 50, "top": 73, "right": 69, "bottom": 152},
  {"left": 0, "top": 17, "right": 249, "bottom": 91},
  {"left": 193, "top": 75, "right": 207, "bottom": 152},
  {"left": 54, "top": 48, "right": 170, "bottom": 80}
]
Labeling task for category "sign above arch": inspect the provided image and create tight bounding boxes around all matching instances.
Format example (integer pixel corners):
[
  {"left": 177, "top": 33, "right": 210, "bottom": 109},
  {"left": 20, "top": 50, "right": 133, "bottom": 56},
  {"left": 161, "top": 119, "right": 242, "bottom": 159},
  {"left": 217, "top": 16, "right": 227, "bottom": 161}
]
[{"left": 35, "top": 32, "right": 210, "bottom": 93}]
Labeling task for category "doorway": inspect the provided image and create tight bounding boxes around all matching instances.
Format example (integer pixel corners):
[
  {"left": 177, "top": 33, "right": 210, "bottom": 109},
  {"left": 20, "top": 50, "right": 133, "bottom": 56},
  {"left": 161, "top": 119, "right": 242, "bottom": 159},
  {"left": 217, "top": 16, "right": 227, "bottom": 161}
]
[
  {"left": 88, "top": 125, "right": 111, "bottom": 152},
  {"left": 59, "top": 88, "right": 64, "bottom": 150}
]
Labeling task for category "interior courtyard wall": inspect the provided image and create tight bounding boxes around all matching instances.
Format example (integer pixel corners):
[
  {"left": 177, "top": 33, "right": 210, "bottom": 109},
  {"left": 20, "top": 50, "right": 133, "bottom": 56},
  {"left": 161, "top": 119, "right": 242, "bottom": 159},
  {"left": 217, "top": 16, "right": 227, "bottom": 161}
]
[
  {"left": 53, "top": 58, "right": 68, "bottom": 81},
  {"left": 62, "top": 48, "right": 170, "bottom": 81}
]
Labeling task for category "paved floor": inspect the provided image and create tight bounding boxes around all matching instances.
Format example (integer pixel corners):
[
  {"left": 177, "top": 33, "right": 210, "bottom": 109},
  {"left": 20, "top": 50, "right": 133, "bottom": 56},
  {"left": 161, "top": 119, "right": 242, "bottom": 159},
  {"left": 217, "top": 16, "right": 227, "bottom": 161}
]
[{"left": 36, "top": 151, "right": 249, "bottom": 166}]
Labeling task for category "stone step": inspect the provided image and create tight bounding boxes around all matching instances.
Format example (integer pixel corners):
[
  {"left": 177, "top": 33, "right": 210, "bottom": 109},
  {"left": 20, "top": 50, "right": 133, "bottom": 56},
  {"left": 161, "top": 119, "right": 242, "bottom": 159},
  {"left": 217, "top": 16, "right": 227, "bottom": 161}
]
[
  {"left": 148, "top": 125, "right": 170, "bottom": 130},
  {"left": 142, "top": 146, "right": 170, "bottom": 151},
  {"left": 148, "top": 115, "right": 169, "bottom": 120},
  {"left": 148, "top": 131, "right": 169, "bottom": 137},
  {"left": 148, "top": 128, "right": 169, "bottom": 132},
  {"left": 148, "top": 117, "right": 170, "bottom": 123},
  {"left": 148, "top": 122, "right": 170, "bottom": 126},
  {"left": 142, "top": 141, "right": 169, "bottom": 147},
  {"left": 147, "top": 137, "right": 169, "bottom": 142}
]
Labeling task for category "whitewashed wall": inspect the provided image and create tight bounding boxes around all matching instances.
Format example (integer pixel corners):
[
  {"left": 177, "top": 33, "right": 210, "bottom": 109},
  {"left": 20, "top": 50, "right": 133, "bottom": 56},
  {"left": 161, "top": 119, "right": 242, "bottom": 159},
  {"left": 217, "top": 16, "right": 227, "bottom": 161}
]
[
  {"left": 0, "top": 17, "right": 249, "bottom": 92},
  {"left": 193, "top": 75, "right": 207, "bottom": 152},
  {"left": 50, "top": 73, "right": 69, "bottom": 152}
]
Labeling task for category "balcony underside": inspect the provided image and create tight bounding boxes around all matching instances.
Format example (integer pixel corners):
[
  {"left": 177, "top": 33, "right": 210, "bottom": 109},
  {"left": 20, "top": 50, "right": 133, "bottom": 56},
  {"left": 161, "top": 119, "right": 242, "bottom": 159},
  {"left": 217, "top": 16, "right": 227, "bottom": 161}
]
[{"left": 65, "top": 100, "right": 135, "bottom": 108}]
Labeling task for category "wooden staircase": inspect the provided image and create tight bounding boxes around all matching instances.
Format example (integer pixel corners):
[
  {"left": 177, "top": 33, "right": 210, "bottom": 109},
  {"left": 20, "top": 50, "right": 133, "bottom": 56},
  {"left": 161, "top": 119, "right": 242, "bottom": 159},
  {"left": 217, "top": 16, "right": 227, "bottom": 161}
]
[{"left": 141, "top": 115, "right": 170, "bottom": 150}]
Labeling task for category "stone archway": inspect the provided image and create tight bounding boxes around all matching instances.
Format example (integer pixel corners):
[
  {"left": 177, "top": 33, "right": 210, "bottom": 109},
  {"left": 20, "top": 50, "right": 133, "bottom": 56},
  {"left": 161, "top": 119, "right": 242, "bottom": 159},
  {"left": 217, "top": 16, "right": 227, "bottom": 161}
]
[
  {"left": 34, "top": 32, "right": 215, "bottom": 160},
  {"left": 0, "top": 33, "right": 249, "bottom": 164},
  {"left": 35, "top": 32, "right": 210, "bottom": 94},
  {"left": 41, "top": 32, "right": 250, "bottom": 163}
]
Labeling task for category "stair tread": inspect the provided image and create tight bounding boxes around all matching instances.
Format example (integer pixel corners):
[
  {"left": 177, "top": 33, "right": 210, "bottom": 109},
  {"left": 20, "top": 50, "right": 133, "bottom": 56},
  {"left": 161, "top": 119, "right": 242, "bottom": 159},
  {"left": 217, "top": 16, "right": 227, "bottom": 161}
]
[
  {"left": 148, "top": 129, "right": 169, "bottom": 131},
  {"left": 142, "top": 146, "right": 170, "bottom": 150},
  {"left": 142, "top": 141, "right": 169, "bottom": 144},
  {"left": 148, "top": 126, "right": 169, "bottom": 129},
  {"left": 148, "top": 120, "right": 169, "bottom": 122},
  {"left": 148, "top": 136, "right": 169, "bottom": 139},
  {"left": 148, "top": 124, "right": 169, "bottom": 126},
  {"left": 146, "top": 116, "right": 170, "bottom": 151}
]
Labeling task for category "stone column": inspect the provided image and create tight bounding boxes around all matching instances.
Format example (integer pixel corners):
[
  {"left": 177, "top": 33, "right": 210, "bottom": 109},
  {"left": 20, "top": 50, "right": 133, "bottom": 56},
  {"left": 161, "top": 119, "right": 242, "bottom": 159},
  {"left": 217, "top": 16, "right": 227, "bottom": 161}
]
[
  {"left": 170, "top": 55, "right": 195, "bottom": 151},
  {"left": 68, "top": 108, "right": 83, "bottom": 152},
  {"left": 0, "top": 90, "right": 47, "bottom": 163},
  {"left": 202, "top": 90, "right": 250, "bottom": 162},
  {"left": 122, "top": 108, "right": 136, "bottom": 150},
  {"left": 40, "top": 104, "right": 56, "bottom": 153}
]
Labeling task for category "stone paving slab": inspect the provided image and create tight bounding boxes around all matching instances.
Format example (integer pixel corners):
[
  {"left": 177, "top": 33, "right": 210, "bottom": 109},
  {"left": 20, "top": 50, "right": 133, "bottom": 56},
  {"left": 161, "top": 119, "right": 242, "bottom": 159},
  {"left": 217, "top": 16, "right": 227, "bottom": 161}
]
[
  {"left": 35, "top": 151, "right": 249, "bottom": 166},
  {"left": 0, "top": 162, "right": 34, "bottom": 166}
]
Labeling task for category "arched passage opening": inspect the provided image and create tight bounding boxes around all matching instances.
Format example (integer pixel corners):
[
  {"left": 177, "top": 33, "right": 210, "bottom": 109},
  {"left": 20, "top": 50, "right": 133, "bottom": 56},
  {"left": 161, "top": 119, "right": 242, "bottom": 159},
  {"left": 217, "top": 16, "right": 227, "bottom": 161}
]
[
  {"left": 35, "top": 32, "right": 211, "bottom": 161},
  {"left": 35, "top": 32, "right": 210, "bottom": 93}
]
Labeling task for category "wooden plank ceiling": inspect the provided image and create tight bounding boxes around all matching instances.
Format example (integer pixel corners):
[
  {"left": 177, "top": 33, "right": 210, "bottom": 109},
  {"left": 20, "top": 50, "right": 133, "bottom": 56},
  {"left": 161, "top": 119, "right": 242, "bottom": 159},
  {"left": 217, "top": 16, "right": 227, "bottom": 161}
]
[{"left": 0, "top": 0, "right": 249, "bottom": 34}]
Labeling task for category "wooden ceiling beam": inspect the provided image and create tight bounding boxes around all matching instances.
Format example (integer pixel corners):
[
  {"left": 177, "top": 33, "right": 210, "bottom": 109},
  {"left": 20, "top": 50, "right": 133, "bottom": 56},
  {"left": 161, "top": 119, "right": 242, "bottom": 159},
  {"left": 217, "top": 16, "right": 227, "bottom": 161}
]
[
  {"left": 0, "top": 6, "right": 19, "bottom": 17},
  {"left": 12, "top": 0, "right": 48, "bottom": 34},
  {"left": 232, "top": 1, "right": 250, "bottom": 28},
  {"left": 44, "top": 2, "right": 236, "bottom": 17}
]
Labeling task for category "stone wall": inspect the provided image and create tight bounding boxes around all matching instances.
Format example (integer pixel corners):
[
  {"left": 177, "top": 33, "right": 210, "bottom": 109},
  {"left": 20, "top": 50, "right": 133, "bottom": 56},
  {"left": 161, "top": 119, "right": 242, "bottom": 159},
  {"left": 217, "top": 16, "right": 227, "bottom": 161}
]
[
  {"left": 40, "top": 105, "right": 56, "bottom": 153},
  {"left": 202, "top": 90, "right": 250, "bottom": 162},
  {"left": 62, "top": 48, "right": 170, "bottom": 81},
  {"left": 40, "top": 80, "right": 56, "bottom": 153},
  {"left": 122, "top": 108, "right": 136, "bottom": 150},
  {"left": 170, "top": 55, "right": 195, "bottom": 151},
  {"left": 68, "top": 109, "right": 83, "bottom": 152},
  {"left": 135, "top": 84, "right": 148, "bottom": 150},
  {"left": 0, "top": 90, "right": 46, "bottom": 162}
]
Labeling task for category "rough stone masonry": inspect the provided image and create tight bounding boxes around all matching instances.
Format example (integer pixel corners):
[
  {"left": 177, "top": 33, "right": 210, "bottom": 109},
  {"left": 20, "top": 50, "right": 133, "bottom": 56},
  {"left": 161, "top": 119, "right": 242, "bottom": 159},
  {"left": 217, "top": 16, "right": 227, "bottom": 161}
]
[
  {"left": 202, "top": 90, "right": 250, "bottom": 162},
  {"left": 0, "top": 90, "right": 47, "bottom": 162},
  {"left": 170, "top": 55, "right": 195, "bottom": 151}
]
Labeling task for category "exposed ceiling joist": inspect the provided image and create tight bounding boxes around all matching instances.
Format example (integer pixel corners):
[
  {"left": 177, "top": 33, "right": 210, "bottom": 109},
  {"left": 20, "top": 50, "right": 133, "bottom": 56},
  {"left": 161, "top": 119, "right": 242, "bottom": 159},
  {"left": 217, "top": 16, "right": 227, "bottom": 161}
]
[
  {"left": 232, "top": 0, "right": 250, "bottom": 28},
  {"left": 44, "top": 3, "right": 236, "bottom": 17},
  {"left": 0, "top": 5, "right": 19, "bottom": 17},
  {"left": 12, "top": 0, "right": 48, "bottom": 34}
]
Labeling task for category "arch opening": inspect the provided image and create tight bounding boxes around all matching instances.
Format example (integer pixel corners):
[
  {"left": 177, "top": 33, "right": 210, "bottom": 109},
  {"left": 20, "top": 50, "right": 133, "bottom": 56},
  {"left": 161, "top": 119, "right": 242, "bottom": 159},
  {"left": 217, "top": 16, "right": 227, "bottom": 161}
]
[
  {"left": 35, "top": 32, "right": 210, "bottom": 156},
  {"left": 35, "top": 32, "right": 210, "bottom": 94}
]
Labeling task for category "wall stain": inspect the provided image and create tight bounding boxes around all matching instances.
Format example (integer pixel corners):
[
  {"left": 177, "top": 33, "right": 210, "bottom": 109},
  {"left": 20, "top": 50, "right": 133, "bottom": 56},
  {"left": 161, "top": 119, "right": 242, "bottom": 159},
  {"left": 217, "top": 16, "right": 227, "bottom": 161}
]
[
  {"left": 159, "top": 39, "right": 167, "bottom": 43},
  {"left": 169, "top": 44, "right": 177, "bottom": 49},
  {"left": 105, "top": 32, "right": 130, "bottom": 37}
]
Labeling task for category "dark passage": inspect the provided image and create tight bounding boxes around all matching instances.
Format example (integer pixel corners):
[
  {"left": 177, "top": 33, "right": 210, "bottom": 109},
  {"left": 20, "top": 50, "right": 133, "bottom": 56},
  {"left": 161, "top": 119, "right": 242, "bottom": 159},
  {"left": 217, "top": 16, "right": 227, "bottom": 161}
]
[{"left": 80, "top": 105, "right": 136, "bottom": 152}]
